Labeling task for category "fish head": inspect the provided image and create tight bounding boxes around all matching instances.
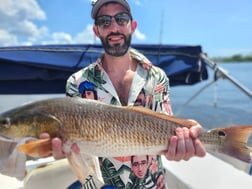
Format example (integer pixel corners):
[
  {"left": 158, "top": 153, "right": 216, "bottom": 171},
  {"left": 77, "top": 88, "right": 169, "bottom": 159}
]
[
  {"left": 0, "top": 103, "right": 61, "bottom": 142},
  {"left": 0, "top": 106, "right": 34, "bottom": 141}
]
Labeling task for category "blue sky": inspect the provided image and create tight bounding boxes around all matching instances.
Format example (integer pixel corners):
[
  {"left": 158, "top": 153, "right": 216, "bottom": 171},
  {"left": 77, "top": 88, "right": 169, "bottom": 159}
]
[{"left": 0, "top": 0, "right": 251, "bottom": 57}]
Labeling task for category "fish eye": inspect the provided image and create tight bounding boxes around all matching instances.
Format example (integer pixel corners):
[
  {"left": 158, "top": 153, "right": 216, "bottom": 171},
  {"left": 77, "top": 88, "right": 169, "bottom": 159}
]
[
  {"left": 1, "top": 117, "right": 11, "bottom": 128},
  {"left": 218, "top": 131, "right": 226, "bottom": 137}
]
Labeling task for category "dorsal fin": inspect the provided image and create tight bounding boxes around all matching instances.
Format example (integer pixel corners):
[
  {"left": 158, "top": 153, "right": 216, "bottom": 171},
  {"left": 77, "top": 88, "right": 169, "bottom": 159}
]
[{"left": 123, "top": 106, "right": 197, "bottom": 128}]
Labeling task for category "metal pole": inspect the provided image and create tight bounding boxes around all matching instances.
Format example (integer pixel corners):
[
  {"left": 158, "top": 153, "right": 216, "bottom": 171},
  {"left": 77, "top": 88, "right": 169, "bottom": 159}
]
[{"left": 200, "top": 53, "right": 252, "bottom": 100}]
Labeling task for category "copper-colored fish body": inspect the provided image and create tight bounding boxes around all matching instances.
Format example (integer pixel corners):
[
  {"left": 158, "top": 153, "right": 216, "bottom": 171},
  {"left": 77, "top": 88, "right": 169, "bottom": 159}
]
[{"left": 0, "top": 97, "right": 251, "bottom": 162}]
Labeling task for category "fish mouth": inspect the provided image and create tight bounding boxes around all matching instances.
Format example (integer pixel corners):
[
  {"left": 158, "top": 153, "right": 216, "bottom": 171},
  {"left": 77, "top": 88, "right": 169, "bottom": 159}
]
[{"left": 0, "top": 135, "right": 15, "bottom": 142}]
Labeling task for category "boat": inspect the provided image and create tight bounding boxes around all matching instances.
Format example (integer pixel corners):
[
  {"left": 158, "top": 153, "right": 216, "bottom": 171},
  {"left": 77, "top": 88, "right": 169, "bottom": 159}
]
[
  {"left": 0, "top": 44, "right": 251, "bottom": 189},
  {"left": 0, "top": 44, "right": 208, "bottom": 94}
]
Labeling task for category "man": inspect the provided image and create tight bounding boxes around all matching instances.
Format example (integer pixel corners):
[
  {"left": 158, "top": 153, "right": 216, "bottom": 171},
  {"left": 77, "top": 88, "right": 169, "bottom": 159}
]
[
  {"left": 42, "top": 0, "right": 206, "bottom": 188},
  {"left": 126, "top": 155, "right": 162, "bottom": 189},
  {"left": 131, "top": 155, "right": 149, "bottom": 179}
]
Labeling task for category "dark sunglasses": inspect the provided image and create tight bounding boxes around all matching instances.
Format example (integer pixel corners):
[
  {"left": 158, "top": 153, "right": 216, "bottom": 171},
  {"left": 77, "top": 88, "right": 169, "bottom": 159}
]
[{"left": 95, "top": 12, "right": 132, "bottom": 29}]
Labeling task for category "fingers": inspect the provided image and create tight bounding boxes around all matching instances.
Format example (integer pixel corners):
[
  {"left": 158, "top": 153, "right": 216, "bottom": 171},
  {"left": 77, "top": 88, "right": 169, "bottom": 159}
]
[
  {"left": 39, "top": 133, "right": 80, "bottom": 159},
  {"left": 183, "top": 127, "right": 195, "bottom": 161},
  {"left": 189, "top": 120, "right": 206, "bottom": 157},
  {"left": 189, "top": 122, "right": 206, "bottom": 157},
  {"left": 194, "top": 138, "right": 206, "bottom": 157},
  {"left": 189, "top": 122, "right": 203, "bottom": 139},
  {"left": 39, "top": 132, "right": 50, "bottom": 139},
  {"left": 174, "top": 128, "right": 186, "bottom": 161},
  {"left": 39, "top": 133, "right": 65, "bottom": 159},
  {"left": 164, "top": 124, "right": 206, "bottom": 161},
  {"left": 38, "top": 133, "right": 52, "bottom": 157},
  {"left": 165, "top": 135, "right": 177, "bottom": 161},
  {"left": 165, "top": 128, "right": 194, "bottom": 161},
  {"left": 71, "top": 143, "right": 80, "bottom": 154},
  {"left": 52, "top": 137, "right": 65, "bottom": 160}
]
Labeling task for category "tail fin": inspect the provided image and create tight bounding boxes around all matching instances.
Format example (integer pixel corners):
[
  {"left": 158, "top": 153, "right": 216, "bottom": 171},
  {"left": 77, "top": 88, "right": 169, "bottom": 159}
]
[
  {"left": 214, "top": 125, "right": 252, "bottom": 163},
  {"left": 17, "top": 138, "right": 52, "bottom": 157}
]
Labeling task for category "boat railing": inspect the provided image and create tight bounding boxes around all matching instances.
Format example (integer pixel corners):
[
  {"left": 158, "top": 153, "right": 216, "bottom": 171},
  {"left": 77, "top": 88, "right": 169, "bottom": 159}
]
[
  {"left": 200, "top": 53, "right": 252, "bottom": 100},
  {"left": 175, "top": 53, "right": 252, "bottom": 115}
]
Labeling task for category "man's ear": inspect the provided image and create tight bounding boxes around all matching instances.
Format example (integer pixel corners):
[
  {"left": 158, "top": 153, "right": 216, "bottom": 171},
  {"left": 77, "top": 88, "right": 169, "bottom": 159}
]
[
  {"left": 93, "top": 25, "right": 100, "bottom": 37},
  {"left": 131, "top": 20, "right": 137, "bottom": 33}
]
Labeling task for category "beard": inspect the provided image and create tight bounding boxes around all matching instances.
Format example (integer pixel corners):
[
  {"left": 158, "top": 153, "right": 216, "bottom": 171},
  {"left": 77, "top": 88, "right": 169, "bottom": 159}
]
[{"left": 100, "top": 32, "right": 131, "bottom": 57}]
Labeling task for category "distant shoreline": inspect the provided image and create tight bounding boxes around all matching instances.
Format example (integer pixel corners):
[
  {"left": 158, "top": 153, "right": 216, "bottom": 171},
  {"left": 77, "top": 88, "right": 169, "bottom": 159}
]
[{"left": 212, "top": 54, "right": 252, "bottom": 63}]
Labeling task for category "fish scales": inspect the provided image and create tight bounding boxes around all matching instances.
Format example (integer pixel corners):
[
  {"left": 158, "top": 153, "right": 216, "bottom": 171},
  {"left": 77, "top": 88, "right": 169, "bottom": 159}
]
[
  {"left": 53, "top": 99, "right": 224, "bottom": 150},
  {"left": 0, "top": 97, "right": 252, "bottom": 163},
  {"left": 200, "top": 131, "right": 223, "bottom": 146},
  {"left": 0, "top": 97, "right": 241, "bottom": 147},
  {"left": 49, "top": 99, "right": 240, "bottom": 156},
  {"left": 57, "top": 99, "right": 175, "bottom": 156}
]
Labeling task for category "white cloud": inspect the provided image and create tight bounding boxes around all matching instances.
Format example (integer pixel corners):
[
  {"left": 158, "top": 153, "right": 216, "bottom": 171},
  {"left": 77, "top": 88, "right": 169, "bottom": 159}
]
[
  {"left": 74, "top": 24, "right": 97, "bottom": 44},
  {"left": 42, "top": 23, "right": 145, "bottom": 45},
  {"left": 0, "top": 0, "right": 145, "bottom": 46},
  {"left": 42, "top": 32, "right": 73, "bottom": 45},
  {"left": 42, "top": 24, "right": 96, "bottom": 45},
  {"left": 131, "top": 0, "right": 149, "bottom": 6},
  {"left": 0, "top": 0, "right": 47, "bottom": 46},
  {"left": 0, "top": 29, "right": 18, "bottom": 46},
  {"left": 0, "top": 0, "right": 46, "bottom": 20},
  {"left": 133, "top": 28, "right": 146, "bottom": 41},
  {"left": 133, "top": 0, "right": 141, "bottom": 6}
]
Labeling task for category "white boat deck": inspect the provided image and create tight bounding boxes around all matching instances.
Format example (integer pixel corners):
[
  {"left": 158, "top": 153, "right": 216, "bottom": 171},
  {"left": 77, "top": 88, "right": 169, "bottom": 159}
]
[
  {"left": 1, "top": 154, "right": 252, "bottom": 189},
  {"left": 163, "top": 153, "right": 252, "bottom": 189},
  {"left": 1, "top": 174, "right": 23, "bottom": 189}
]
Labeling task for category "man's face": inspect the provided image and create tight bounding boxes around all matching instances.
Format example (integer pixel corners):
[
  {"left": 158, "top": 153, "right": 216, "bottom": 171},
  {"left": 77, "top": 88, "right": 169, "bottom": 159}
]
[
  {"left": 99, "top": 29, "right": 132, "bottom": 57},
  {"left": 84, "top": 90, "right": 95, "bottom": 99},
  {"left": 134, "top": 91, "right": 146, "bottom": 106},
  {"left": 93, "top": 3, "right": 136, "bottom": 57},
  {"left": 131, "top": 155, "right": 148, "bottom": 178}
]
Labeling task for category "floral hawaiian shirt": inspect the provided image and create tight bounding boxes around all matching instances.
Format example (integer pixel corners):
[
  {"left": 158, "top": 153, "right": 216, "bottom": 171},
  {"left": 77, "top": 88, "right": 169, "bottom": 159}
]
[{"left": 66, "top": 48, "right": 172, "bottom": 189}]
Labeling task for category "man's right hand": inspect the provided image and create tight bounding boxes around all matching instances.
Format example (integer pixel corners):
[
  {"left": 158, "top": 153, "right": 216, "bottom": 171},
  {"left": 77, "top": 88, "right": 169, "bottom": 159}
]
[
  {"left": 39, "top": 133, "right": 80, "bottom": 159},
  {"left": 39, "top": 133, "right": 65, "bottom": 159}
]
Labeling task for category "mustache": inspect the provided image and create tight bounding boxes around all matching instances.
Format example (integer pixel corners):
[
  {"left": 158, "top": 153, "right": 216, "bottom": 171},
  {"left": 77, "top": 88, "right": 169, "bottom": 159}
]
[
  {"left": 107, "top": 32, "right": 125, "bottom": 38},
  {"left": 108, "top": 32, "right": 124, "bottom": 37}
]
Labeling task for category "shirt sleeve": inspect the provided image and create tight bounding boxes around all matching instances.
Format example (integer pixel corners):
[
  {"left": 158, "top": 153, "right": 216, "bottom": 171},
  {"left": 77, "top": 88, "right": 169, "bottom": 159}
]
[{"left": 65, "top": 73, "right": 81, "bottom": 97}]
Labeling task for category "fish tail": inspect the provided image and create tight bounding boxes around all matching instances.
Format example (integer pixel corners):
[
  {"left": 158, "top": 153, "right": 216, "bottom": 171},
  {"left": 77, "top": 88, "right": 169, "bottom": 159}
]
[
  {"left": 17, "top": 138, "right": 52, "bottom": 157},
  {"left": 216, "top": 125, "right": 252, "bottom": 163}
]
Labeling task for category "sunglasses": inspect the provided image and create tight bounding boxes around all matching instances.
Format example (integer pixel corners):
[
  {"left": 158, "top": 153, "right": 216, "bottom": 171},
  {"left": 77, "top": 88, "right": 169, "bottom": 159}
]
[{"left": 95, "top": 12, "right": 132, "bottom": 29}]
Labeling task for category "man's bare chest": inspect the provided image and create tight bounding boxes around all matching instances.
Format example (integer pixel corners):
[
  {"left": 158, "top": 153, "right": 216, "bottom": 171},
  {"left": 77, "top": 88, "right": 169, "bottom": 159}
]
[{"left": 110, "top": 71, "right": 135, "bottom": 106}]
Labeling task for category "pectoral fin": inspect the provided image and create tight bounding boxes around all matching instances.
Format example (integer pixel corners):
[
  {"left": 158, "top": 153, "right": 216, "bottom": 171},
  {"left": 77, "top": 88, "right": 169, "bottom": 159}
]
[
  {"left": 0, "top": 138, "right": 33, "bottom": 180},
  {"left": 17, "top": 138, "right": 52, "bottom": 157},
  {"left": 65, "top": 148, "right": 104, "bottom": 188}
]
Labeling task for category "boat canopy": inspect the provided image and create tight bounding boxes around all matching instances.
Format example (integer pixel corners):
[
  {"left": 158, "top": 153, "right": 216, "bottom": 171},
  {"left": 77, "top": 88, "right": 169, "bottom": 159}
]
[{"left": 0, "top": 44, "right": 208, "bottom": 94}]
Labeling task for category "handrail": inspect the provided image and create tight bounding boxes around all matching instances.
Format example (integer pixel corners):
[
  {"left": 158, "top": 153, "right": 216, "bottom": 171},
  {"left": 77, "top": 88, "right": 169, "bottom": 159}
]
[
  {"left": 200, "top": 53, "right": 252, "bottom": 100},
  {"left": 175, "top": 54, "right": 252, "bottom": 115}
]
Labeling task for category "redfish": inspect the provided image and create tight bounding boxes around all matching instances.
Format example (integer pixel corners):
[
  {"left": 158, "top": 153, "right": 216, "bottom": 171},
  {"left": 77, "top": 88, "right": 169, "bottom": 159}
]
[{"left": 0, "top": 97, "right": 251, "bottom": 186}]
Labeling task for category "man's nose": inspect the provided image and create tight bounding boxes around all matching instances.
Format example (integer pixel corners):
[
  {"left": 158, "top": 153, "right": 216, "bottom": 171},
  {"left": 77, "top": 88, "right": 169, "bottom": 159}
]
[{"left": 109, "top": 18, "right": 120, "bottom": 31}]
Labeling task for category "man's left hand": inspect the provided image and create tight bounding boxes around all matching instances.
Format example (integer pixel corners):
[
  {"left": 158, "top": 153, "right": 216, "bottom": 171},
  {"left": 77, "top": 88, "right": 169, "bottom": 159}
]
[{"left": 163, "top": 122, "right": 206, "bottom": 161}]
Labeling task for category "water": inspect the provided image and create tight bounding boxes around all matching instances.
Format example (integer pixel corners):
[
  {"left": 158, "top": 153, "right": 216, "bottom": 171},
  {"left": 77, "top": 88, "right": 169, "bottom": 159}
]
[
  {"left": 0, "top": 63, "right": 251, "bottom": 131},
  {"left": 171, "top": 62, "right": 252, "bottom": 130}
]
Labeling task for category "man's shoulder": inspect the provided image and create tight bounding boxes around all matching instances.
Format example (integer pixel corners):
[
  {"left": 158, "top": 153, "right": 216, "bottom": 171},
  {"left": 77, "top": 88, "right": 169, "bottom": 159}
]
[
  {"left": 72, "top": 62, "right": 97, "bottom": 75},
  {"left": 130, "top": 48, "right": 166, "bottom": 76},
  {"left": 67, "top": 62, "right": 101, "bottom": 83}
]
